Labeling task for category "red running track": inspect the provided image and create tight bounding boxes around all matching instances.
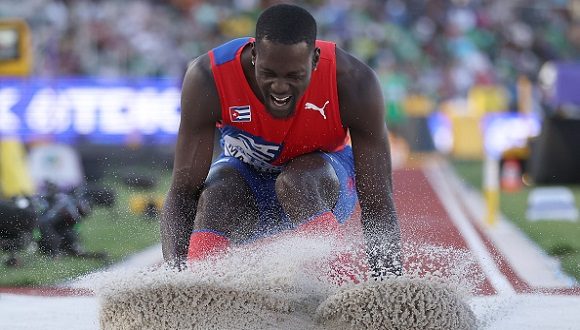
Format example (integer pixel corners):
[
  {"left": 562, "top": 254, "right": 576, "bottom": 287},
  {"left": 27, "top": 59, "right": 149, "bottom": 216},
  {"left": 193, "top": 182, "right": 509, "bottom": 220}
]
[
  {"left": 394, "top": 168, "right": 496, "bottom": 295},
  {"left": 2, "top": 167, "right": 578, "bottom": 297},
  {"left": 394, "top": 167, "right": 579, "bottom": 296}
]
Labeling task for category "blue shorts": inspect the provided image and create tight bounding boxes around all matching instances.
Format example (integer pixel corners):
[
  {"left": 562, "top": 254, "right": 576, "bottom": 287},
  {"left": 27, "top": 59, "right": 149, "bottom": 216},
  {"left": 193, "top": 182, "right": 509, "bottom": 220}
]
[{"left": 211, "top": 146, "right": 359, "bottom": 239}]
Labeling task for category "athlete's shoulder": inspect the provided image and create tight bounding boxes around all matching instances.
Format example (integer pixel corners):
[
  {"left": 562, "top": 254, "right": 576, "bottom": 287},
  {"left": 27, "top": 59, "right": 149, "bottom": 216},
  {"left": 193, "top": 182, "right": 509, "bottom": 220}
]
[
  {"left": 211, "top": 37, "right": 253, "bottom": 66},
  {"left": 335, "top": 46, "right": 383, "bottom": 128},
  {"left": 335, "top": 46, "right": 375, "bottom": 83},
  {"left": 181, "top": 53, "right": 220, "bottom": 122},
  {"left": 185, "top": 37, "right": 250, "bottom": 81},
  {"left": 183, "top": 53, "right": 213, "bottom": 86}
]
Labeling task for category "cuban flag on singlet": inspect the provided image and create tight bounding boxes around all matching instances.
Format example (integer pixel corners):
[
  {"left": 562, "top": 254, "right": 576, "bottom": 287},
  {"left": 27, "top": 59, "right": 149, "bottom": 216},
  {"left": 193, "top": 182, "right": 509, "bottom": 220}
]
[{"left": 229, "top": 105, "right": 252, "bottom": 122}]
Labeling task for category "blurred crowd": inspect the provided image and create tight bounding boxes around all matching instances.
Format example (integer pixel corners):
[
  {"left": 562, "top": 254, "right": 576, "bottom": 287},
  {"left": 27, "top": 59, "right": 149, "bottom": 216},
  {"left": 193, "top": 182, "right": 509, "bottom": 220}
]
[{"left": 1, "top": 0, "right": 580, "bottom": 105}]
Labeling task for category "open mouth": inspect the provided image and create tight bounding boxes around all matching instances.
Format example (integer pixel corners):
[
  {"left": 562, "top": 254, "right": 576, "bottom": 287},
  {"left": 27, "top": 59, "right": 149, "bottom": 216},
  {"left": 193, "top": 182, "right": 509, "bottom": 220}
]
[{"left": 271, "top": 95, "right": 292, "bottom": 107}]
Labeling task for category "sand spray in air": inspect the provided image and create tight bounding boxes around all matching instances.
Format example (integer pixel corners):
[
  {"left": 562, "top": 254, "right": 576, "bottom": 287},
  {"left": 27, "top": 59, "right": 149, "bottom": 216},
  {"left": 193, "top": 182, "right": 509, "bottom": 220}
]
[{"left": 93, "top": 233, "right": 481, "bottom": 329}]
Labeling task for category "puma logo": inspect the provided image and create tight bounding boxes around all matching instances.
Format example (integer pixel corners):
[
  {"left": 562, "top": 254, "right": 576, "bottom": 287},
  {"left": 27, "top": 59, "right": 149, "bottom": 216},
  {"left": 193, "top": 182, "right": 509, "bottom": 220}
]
[{"left": 304, "top": 101, "right": 329, "bottom": 119}]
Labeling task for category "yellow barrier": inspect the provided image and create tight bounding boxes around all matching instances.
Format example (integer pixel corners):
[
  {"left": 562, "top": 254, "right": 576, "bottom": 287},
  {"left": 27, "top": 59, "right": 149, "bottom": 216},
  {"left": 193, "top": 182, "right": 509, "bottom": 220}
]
[
  {"left": 0, "top": 19, "right": 32, "bottom": 77},
  {"left": 0, "top": 139, "right": 35, "bottom": 198},
  {"left": 450, "top": 114, "right": 484, "bottom": 160},
  {"left": 468, "top": 85, "right": 508, "bottom": 116}
]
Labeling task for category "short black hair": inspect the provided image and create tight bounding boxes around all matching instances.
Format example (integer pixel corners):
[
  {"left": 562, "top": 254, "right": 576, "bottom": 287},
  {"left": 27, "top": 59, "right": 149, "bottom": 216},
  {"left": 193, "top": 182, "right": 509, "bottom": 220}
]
[{"left": 255, "top": 4, "right": 317, "bottom": 48}]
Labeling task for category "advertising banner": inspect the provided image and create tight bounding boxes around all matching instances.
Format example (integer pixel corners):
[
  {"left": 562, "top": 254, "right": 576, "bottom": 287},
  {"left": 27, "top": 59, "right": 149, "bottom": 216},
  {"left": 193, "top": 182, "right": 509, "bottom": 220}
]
[{"left": 0, "top": 78, "right": 181, "bottom": 144}]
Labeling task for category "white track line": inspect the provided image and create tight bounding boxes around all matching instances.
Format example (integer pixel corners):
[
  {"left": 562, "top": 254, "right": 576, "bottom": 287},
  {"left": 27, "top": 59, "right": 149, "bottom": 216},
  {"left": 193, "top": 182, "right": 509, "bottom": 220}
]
[
  {"left": 440, "top": 163, "right": 577, "bottom": 288},
  {"left": 424, "top": 164, "right": 516, "bottom": 295}
]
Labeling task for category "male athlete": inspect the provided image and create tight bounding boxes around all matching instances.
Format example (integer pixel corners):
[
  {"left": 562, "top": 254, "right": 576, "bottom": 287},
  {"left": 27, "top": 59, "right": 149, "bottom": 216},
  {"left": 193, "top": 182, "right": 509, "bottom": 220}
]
[{"left": 161, "top": 4, "right": 402, "bottom": 278}]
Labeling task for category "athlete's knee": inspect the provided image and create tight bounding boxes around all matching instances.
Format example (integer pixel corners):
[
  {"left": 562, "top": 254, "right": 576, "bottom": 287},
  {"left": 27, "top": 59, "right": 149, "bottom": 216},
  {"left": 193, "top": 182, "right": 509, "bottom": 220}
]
[
  {"left": 197, "top": 167, "right": 245, "bottom": 214},
  {"left": 202, "top": 165, "right": 249, "bottom": 200},
  {"left": 275, "top": 155, "right": 339, "bottom": 210},
  {"left": 195, "top": 165, "right": 258, "bottom": 237},
  {"left": 196, "top": 179, "right": 230, "bottom": 212}
]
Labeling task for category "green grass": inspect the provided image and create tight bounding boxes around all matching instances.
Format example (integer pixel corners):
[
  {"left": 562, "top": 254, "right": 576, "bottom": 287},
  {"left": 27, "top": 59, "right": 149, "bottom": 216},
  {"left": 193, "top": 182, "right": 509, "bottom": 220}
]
[
  {"left": 452, "top": 159, "right": 580, "bottom": 281},
  {"left": 0, "top": 169, "right": 171, "bottom": 287}
]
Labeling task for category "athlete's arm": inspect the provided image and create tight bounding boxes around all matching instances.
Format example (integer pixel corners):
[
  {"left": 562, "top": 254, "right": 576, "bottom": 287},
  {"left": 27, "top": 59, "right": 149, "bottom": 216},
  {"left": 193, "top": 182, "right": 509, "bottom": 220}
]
[
  {"left": 337, "top": 48, "right": 402, "bottom": 278},
  {"left": 161, "top": 55, "right": 220, "bottom": 268}
]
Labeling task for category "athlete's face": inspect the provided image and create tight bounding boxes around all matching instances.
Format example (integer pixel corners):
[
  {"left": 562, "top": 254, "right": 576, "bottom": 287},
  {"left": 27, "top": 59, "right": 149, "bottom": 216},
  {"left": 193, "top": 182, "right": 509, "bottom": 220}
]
[{"left": 253, "top": 39, "right": 319, "bottom": 119}]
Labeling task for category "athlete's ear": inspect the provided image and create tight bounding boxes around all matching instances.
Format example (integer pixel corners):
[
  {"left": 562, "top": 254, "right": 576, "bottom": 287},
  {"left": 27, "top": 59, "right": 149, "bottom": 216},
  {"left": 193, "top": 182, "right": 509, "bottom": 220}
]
[
  {"left": 251, "top": 41, "right": 256, "bottom": 65},
  {"left": 312, "top": 47, "right": 320, "bottom": 71}
]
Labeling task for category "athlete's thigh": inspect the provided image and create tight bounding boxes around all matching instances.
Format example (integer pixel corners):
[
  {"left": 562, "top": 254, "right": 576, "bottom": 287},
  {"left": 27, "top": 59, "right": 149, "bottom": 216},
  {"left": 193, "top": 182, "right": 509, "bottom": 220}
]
[
  {"left": 319, "top": 147, "right": 359, "bottom": 224},
  {"left": 278, "top": 148, "right": 359, "bottom": 224},
  {"left": 276, "top": 153, "right": 340, "bottom": 222}
]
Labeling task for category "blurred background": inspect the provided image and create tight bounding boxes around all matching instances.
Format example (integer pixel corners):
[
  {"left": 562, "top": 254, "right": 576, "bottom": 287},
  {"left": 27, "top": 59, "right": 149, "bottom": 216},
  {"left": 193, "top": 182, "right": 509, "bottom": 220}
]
[{"left": 1, "top": 0, "right": 579, "bottom": 285}]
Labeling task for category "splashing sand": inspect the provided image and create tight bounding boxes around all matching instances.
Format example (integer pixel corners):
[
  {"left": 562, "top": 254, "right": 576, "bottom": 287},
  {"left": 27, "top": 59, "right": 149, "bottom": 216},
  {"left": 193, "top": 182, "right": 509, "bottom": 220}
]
[{"left": 95, "top": 235, "right": 479, "bottom": 329}]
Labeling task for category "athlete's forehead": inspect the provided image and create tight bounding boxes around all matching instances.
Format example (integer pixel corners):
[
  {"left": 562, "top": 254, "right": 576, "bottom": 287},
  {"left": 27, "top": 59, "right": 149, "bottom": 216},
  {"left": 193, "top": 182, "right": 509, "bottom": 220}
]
[
  {"left": 255, "top": 38, "right": 313, "bottom": 56},
  {"left": 254, "top": 39, "right": 313, "bottom": 70}
]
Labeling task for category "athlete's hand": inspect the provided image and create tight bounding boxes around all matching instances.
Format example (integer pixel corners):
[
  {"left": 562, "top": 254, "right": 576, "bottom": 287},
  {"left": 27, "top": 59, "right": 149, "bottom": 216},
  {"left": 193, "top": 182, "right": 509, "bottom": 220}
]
[
  {"left": 370, "top": 263, "right": 403, "bottom": 280},
  {"left": 164, "top": 256, "right": 188, "bottom": 271},
  {"left": 367, "top": 241, "right": 403, "bottom": 280}
]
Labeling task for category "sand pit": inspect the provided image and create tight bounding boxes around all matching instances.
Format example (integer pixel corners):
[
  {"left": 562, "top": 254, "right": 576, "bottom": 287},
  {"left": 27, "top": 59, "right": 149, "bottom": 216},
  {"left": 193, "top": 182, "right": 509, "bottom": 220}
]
[
  {"left": 99, "top": 273, "right": 310, "bottom": 329},
  {"left": 95, "top": 236, "right": 480, "bottom": 329},
  {"left": 96, "top": 236, "right": 337, "bottom": 330},
  {"left": 315, "top": 277, "right": 477, "bottom": 330}
]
